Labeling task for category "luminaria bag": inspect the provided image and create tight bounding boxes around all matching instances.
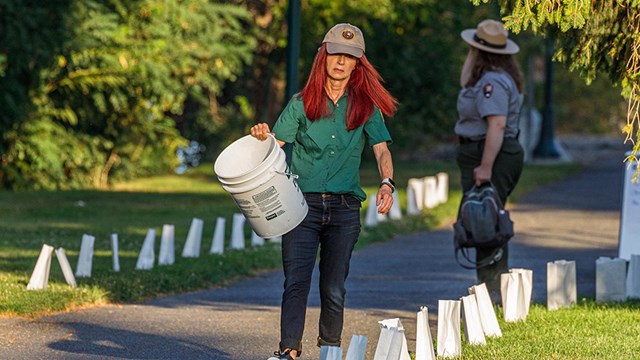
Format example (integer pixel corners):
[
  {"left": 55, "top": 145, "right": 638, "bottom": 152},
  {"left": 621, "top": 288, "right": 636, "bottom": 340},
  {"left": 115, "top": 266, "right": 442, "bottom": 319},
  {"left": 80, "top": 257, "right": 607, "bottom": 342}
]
[{"left": 453, "top": 183, "right": 514, "bottom": 269}]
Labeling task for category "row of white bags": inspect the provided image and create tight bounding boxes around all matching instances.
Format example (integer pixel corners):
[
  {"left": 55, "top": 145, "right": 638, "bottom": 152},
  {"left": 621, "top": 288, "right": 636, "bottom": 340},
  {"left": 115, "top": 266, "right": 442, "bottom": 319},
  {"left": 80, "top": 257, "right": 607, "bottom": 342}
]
[
  {"left": 437, "top": 270, "right": 535, "bottom": 359},
  {"left": 312, "top": 282, "right": 506, "bottom": 360},
  {"left": 365, "top": 173, "right": 449, "bottom": 226},
  {"left": 407, "top": 173, "right": 449, "bottom": 214},
  {"left": 374, "top": 282, "right": 509, "bottom": 360},
  {"left": 314, "top": 260, "right": 587, "bottom": 360},
  {"left": 26, "top": 214, "right": 278, "bottom": 290},
  {"left": 548, "top": 256, "right": 640, "bottom": 308}
]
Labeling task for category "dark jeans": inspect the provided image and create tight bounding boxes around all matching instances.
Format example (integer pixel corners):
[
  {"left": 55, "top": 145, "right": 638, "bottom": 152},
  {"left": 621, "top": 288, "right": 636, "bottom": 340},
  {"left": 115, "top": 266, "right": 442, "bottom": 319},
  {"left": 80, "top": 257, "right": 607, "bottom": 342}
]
[
  {"left": 279, "top": 193, "right": 361, "bottom": 355},
  {"left": 456, "top": 137, "right": 524, "bottom": 295}
]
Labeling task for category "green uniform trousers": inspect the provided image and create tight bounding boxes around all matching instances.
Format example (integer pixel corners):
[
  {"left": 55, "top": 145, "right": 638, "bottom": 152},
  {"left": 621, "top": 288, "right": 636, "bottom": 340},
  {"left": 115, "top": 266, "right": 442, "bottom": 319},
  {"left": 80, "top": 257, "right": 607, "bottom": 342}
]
[{"left": 456, "top": 137, "right": 524, "bottom": 296}]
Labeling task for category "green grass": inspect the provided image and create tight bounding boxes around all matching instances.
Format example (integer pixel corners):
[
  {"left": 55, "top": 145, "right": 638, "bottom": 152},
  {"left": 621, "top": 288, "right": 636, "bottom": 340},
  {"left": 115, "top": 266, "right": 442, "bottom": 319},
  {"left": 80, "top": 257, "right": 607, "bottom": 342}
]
[
  {"left": 453, "top": 300, "right": 640, "bottom": 359},
  {"left": 0, "top": 158, "right": 581, "bottom": 317}
]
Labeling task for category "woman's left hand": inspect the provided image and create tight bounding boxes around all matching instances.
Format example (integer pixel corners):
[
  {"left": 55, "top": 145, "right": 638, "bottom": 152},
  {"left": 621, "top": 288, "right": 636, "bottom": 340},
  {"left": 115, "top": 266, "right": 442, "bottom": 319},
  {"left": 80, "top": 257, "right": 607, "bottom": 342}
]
[{"left": 376, "top": 186, "right": 394, "bottom": 214}]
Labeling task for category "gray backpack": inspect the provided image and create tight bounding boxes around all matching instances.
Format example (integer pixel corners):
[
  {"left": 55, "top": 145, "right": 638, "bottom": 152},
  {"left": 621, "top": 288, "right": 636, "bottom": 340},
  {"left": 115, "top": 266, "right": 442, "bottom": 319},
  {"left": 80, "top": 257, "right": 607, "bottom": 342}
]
[{"left": 453, "top": 183, "right": 514, "bottom": 269}]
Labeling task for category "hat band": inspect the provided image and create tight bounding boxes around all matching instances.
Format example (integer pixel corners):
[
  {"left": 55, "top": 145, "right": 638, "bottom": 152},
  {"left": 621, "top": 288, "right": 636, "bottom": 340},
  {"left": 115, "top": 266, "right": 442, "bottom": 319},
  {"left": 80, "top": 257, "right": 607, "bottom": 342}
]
[{"left": 473, "top": 33, "right": 506, "bottom": 49}]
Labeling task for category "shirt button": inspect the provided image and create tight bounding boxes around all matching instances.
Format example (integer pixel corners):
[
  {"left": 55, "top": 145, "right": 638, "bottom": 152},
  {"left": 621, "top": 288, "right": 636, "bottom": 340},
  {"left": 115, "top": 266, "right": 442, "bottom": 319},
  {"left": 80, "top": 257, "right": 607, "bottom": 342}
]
[
  {"left": 331, "top": 135, "right": 336, "bottom": 139},
  {"left": 330, "top": 151, "right": 335, "bottom": 155}
]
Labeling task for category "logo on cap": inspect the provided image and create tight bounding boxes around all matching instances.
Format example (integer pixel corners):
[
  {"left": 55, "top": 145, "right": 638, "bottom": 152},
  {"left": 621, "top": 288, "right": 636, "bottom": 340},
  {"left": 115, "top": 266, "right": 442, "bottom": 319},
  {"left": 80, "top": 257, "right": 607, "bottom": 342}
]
[{"left": 342, "top": 30, "right": 354, "bottom": 40}]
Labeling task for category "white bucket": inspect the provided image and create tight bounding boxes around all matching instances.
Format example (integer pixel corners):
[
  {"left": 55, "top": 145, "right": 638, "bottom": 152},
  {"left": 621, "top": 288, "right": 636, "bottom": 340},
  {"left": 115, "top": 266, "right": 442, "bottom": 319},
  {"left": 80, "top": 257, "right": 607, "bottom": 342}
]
[{"left": 214, "top": 134, "right": 308, "bottom": 238}]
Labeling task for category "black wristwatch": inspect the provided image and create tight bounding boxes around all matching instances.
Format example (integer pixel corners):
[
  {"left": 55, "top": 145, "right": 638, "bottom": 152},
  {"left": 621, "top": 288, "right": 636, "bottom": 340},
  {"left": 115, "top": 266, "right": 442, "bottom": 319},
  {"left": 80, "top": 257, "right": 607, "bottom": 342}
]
[{"left": 380, "top": 178, "right": 396, "bottom": 193}]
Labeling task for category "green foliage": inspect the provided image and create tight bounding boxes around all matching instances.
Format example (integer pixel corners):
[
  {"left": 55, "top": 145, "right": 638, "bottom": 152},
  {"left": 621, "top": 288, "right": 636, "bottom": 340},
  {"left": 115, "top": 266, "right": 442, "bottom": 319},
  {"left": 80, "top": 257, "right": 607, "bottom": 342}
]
[
  {"left": 0, "top": 0, "right": 255, "bottom": 190},
  {"left": 3, "top": 119, "right": 101, "bottom": 190},
  {"left": 0, "top": 54, "right": 6, "bottom": 76}
]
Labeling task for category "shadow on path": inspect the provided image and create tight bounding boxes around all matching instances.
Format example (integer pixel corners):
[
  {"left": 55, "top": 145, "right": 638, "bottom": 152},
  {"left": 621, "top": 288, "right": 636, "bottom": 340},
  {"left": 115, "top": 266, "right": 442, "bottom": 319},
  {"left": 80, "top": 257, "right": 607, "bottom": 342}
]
[{"left": 46, "top": 322, "right": 227, "bottom": 359}]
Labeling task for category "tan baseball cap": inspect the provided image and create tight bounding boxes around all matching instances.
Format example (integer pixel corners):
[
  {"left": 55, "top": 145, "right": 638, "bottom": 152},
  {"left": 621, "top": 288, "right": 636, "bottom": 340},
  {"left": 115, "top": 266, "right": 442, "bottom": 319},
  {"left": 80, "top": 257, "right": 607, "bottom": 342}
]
[{"left": 322, "top": 23, "right": 365, "bottom": 58}]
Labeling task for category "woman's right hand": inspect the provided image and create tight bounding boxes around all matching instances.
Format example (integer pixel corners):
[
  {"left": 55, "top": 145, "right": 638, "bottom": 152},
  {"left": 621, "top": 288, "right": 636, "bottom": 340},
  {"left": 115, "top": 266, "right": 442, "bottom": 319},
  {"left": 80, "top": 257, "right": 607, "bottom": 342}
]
[{"left": 250, "top": 123, "right": 272, "bottom": 141}]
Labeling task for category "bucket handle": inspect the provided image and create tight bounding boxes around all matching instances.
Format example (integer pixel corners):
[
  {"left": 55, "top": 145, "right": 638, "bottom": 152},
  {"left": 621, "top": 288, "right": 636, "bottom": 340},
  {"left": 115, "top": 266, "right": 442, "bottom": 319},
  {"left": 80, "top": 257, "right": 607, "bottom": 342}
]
[{"left": 274, "top": 169, "right": 299, "bottom": 180}]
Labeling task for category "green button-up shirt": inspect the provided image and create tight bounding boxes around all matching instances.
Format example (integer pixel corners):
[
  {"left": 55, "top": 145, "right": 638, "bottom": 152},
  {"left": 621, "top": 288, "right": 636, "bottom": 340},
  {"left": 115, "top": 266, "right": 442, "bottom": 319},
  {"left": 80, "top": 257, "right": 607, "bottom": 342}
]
[{"left": 272, "top": 93, "right": 392, "bottom": 201}]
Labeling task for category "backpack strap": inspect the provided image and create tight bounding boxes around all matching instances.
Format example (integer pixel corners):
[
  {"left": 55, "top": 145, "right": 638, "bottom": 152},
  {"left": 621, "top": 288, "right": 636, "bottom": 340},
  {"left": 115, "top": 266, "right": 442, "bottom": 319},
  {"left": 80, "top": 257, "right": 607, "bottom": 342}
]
[{"left": 455, "top": 245, "right": 506, "bottom": 270}]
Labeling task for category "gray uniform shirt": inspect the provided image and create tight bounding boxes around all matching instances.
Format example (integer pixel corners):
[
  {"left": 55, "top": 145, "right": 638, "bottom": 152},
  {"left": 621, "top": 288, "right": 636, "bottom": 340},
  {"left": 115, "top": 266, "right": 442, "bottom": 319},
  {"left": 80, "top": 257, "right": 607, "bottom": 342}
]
[{"left": 455, "top": 70, "right": 523, "bottom": 139}]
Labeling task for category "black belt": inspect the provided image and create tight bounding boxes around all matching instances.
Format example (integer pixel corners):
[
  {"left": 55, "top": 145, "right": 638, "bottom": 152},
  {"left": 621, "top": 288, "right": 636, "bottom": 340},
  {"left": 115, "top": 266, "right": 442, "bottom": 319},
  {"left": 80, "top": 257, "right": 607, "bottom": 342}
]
[
  {"left": 458, "top": 136, "right": 484, "bottom": 144},
  {"left": 306, "top": 192, "right": 345, "bottom": 199},
  {"left": 458, "top": 136, "right": 518, "bottom": 144}
]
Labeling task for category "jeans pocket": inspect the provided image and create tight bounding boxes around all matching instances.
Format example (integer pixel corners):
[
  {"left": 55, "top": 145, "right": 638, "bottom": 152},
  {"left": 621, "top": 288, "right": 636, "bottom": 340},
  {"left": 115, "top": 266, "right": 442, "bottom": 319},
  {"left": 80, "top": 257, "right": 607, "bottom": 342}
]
[{"left": 341, "top": 195, "right": 361, "bottom": 210}]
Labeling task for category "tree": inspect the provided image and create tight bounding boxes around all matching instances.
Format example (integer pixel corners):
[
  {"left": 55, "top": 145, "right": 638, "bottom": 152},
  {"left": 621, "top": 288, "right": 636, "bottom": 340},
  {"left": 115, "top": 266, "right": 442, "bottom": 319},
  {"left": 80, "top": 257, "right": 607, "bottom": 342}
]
[
  {"left": 0, "top": 0, "right": 255, "bottom": 189},
  {"left": 473, "top": 0, "right": 640, "bottom": 172}
]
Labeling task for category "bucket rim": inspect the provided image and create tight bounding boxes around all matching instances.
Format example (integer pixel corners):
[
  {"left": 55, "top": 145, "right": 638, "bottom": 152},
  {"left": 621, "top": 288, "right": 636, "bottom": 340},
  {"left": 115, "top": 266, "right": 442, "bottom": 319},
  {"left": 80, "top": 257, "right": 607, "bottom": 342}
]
[{"left": 214, "top": 134, "right": 279, "bottom": 180}]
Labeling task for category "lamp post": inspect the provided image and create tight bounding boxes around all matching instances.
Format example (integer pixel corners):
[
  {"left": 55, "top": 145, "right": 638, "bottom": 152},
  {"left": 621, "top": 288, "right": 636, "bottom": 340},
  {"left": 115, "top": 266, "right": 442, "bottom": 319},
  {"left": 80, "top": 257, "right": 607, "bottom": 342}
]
[
  {"left": 533, "top": 37, "right": 561, "bottom": 158},
  {"left": 283, "top": 0, "right": 301, "bottom": 164},
  {"left": 285, "top": 0, "right": 301, "bottom": 101}
]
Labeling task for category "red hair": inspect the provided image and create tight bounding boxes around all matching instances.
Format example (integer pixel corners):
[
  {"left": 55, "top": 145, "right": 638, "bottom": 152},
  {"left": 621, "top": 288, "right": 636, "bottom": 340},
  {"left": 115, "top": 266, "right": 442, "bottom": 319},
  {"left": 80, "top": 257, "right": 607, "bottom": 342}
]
[{"left": 299, "top": 44, "right": 398, "bottom": 130}]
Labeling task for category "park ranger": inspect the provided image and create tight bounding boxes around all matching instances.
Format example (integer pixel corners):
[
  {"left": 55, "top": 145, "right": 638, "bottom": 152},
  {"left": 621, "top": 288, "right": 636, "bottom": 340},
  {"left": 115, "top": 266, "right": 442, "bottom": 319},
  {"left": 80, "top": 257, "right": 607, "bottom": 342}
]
[{"left": 454, "top": 19, "right": 525, "bottom": 299}]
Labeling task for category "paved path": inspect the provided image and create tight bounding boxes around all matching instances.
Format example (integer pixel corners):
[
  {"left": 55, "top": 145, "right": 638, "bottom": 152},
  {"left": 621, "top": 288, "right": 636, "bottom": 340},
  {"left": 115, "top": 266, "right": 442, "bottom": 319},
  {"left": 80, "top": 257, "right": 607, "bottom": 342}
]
[{"left": 0, "top": 138, "right": 630, "bottom": 359}]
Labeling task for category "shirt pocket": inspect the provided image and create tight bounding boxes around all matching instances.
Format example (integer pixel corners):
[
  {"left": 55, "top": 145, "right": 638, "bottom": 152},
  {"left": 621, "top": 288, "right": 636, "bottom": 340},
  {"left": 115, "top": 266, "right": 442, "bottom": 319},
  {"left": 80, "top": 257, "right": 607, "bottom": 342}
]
[
  {"left": 305, "top": 120, "right": 331, "bottom": 150},
  {"left": 461, "top": 87, "right": 478, "bottom": 98},
  {"left": 295, "top": 122, "right": 322, "bottom": 152},
  {"left": 457, "top": 87, "right": 481, "bottom": 118}
]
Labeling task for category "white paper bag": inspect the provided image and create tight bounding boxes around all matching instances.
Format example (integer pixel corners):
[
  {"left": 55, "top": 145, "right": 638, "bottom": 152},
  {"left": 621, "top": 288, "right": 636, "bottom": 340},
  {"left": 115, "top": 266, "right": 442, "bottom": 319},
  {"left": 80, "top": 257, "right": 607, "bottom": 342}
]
[
  {"left": 111, "top": 233, "right": 120, "bottom": 272},
  {"left": 501, "top": 268, "right": 533, "bottom": 321},
  {"left": 423, "top": 176, "right": 438, "bottom": 209},
  {"left": 365, "top": 195, "right": 380, "bottom": 227},
  {"left": 182, "top": 217, "right": 203, "bottom": 257},
  {"left": 436, "top": 300, "right": 461, "bottom": 358},
  {"left": 269, "top": 235, "right": 282, "bottom": 244},
  {"left": 547, "top": 260, "right": 576, "bottom": 310},
  {"left": 136, "top": 228, "right": 156, "bottom": 270},
  {"left": 251, "top": 230, "right": 265, "bottom": 246},
  {"left": 460, "top": 295, "right": 486, "bottom": 345},
  {"left": 415, "top": 307, "right": 436, "bottom": 360},
  {"left": 436, "top": 172, "right": 449, "bottom": 205},
  {"left": 407, "top": 178, "right": 424, "bottom": 212},
  {"left": 320, "top": 346, "right": 343, "bottom": 360},
  {"left": 55, "top": 248, "right": 77, "bottom": 287},
  {"left": 596, "top": 257, "right": 627, "bottom": 302},
  {"left": 230, "top": 213, "right": 246, "bottom": 250},
  {"left": 389, "top": 191, "right": 402, "bottom": 220},
  {"left": 27, "top": 244, "right": 55, "bottom": 290},
  {"left": 406, "top": 185, "right": 420, "bottom": 215},
  {"left": 75, "top": 234, "right": 95, "bottom": 278},
  {"left": 210, "top": 217, "right": 226, "bottom": 254},
  {"left": 468, "top": 283, "right": 502, "bottom": 337},
  {"left": 345, "top": 334, "right": 367, "bottom": 360},
  {"left": 626, "top": 254, "right": 640, "bottom": 299},
  {"left": 158, "top": 224, "right": 175, "bottom": 265},
  {"left": 373, "top": 318, "right": 411, "bottom": 360}
]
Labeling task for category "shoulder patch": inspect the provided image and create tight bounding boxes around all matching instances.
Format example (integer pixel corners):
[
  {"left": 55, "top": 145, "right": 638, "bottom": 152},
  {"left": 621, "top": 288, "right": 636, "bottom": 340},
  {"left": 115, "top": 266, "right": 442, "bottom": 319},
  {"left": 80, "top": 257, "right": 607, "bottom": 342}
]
[{"left": 483, "top": 83, "right": 493, "bottom": 98}]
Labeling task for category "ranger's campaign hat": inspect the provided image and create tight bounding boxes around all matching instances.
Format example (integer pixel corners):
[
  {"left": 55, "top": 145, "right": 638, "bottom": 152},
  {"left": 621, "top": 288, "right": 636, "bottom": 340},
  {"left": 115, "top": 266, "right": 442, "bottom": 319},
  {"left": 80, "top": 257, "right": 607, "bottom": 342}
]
[
  {"left": 461, "top": 19, "right": 519, "bottom": 55},
  {"left": 322, "top": 23, "right": 365, "bottom": 58}
]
